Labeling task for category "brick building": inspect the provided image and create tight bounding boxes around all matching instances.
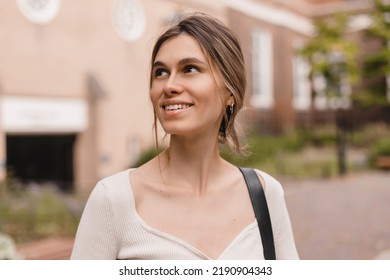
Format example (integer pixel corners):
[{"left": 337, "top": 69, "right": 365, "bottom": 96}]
[
  {"left": 0, "top": 0, "right": 225, "bottom": 193},
  {"left": 226, "top": 0, "right": 380, "bottom": 133},
  {"left": 0, "top": 0, "right": 385, "bottom": 194}
]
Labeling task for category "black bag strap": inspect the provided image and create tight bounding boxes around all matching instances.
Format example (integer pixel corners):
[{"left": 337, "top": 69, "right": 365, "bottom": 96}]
[{"left": 238, "top": 167, "right": 276, "bottom": 260}]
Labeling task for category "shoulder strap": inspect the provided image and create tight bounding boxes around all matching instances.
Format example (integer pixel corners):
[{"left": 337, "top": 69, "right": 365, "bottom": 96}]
[{"left": 238, "top": 167, "right": 276, "bottom": 260}]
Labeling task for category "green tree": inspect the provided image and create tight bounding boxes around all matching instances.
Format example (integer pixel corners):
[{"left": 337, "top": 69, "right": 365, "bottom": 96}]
[
  {"left": 299, "top": 14, "right": 359, "bottom": 103},
  {"left": 360, "top": 0, "right": 390, "bottom": 106},
  {"left": 298, "top": 13, "right": 359, "bottom": 175}
]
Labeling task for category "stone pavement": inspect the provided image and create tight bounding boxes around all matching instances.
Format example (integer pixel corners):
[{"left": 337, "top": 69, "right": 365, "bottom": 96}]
[
  {"left": 17, "top": 237, "right": 74, "bottom": 260},
  {"left": 14, "top": 170, "right": 390, "bottom": 260},
  {"left": 280, "top": 170, "right": 390, "bottom": 260}
]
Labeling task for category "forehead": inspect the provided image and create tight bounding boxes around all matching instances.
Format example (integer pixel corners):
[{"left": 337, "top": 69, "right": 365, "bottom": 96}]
[{"left": 154, "top": 34, "right": 207, "bottom": 62}]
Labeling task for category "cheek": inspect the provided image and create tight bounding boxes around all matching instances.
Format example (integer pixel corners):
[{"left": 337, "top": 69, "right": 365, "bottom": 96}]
[
  {"left": 204, "top": 84, "right": 225, "bottom": 111},
  {"left": 149, "top": 87, "right": 159, "bottom": 109}
]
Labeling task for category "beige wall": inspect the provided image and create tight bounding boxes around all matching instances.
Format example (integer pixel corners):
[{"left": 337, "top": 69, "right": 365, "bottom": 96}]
[
  {"left": 0, "top": 0, "right": 371, "bottom": 193},
  {"left": 0, "top": 0, "right": 227, "bottom": 194}
]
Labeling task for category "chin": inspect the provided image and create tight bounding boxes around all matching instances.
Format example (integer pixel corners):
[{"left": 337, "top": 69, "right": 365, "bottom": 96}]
[{"left": 162, "top": 126, "right": 196, "bottom": 137}]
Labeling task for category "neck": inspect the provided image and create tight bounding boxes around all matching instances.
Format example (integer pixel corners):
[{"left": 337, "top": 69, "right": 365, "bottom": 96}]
[{"left": 160, "top": 134, "right": 226, "bottom": 196}]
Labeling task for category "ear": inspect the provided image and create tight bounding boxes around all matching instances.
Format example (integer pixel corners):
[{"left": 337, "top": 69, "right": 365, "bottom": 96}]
[{"left": 225, "top": 94, "right": 235, "bottom": 106}]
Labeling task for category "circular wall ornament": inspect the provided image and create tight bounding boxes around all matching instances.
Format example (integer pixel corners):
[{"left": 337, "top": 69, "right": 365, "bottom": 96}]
[
  {"left": 113, "top": 0, "right": 146, "bottom": 42},
  {"left": 16, "top": 0, "right": 61, "bottom": 24}
]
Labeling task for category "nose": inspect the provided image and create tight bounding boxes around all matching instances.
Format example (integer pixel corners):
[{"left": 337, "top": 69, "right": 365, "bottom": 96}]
[{"left": 163, "top": 74, "right": 184, "bottom": 95}]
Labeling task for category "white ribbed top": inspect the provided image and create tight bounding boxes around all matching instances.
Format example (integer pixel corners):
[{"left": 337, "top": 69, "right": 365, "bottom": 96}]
[{"left": 70, "top": 169, "right": 299, "bottom": 260}]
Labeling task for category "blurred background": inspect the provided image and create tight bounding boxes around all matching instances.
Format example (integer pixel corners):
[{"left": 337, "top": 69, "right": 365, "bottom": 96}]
[{"left": 0, "top": 0, "right": 389, "bottom": 260}]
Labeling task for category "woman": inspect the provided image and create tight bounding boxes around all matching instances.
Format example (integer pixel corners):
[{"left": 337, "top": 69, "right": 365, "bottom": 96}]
[{"left": 71, "top": 13, "right": 298, "bottom": 260}]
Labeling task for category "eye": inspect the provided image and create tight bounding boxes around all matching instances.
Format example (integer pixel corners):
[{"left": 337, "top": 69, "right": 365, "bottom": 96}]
[
  {"left": 184, "top": 65, "right": 199, "bottom": 73},
  {"left": 154, "top": 68, "right": 169, "bottom": 77}
]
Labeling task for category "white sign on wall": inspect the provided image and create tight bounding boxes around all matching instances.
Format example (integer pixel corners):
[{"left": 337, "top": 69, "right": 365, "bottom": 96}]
[{"left": 0, "top": 96, "right": 88, "bottom": 133}]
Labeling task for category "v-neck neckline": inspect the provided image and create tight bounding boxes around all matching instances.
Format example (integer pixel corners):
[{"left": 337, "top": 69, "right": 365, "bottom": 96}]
[{"left": 125, "top": 169, "right": 257, "bottom": 260}]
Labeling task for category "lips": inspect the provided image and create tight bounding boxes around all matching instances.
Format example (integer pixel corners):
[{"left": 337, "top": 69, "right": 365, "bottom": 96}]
[
  {"left": 161, "top": 101, "right": 194, "bottom": 111},
  {"left": 164, "top": 104, "right": 191, "bottom": 111}
]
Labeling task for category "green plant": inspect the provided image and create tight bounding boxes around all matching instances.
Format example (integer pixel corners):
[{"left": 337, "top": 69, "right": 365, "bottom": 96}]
[
  {"left": 222, "top": 127, "right": 373, "bottom": 178},
  {"left": 368, "top": 139, "right": 390, "bottom": 167},
  {"left": 0, "top": 182, "right": 81, "bottom": 243},
  {"left": 221, "top": 130, "right": 307, "bottom": 167},
  {"left": 350, "top": 123, "right": 390, "bottom": 147},
  {"left": 251, "top": 146, "right": 339, "bottom": 179},
  {"left": 363, "top": 0, "right": 390, "bottom": 102}
]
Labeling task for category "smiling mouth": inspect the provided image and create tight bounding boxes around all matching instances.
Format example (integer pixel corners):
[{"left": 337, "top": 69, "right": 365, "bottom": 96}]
[{"left": 163, "top": 104, "right": 193, "bottom": 111}]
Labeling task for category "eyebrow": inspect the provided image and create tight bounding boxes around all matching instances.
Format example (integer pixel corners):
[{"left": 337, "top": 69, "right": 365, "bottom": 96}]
[{"left": 153, "top": 57, "right": 207, "bottom": 68}]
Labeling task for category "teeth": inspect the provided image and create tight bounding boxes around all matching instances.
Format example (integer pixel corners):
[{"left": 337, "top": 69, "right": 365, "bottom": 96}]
[{"left": 164, "top": 104, "right": 190, "bottom": 111}]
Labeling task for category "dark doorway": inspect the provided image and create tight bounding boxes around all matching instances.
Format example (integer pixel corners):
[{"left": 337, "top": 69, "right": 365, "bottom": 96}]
[{"left": 6, "top": 134, "right": 76, "bottom": 191}]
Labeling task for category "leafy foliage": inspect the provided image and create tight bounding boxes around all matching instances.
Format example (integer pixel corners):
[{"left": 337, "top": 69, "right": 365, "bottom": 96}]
[
  {"left": 360, "top": 0, "right": 390, "bottom": 105},
  {"left": 298, "top": 13, "right": 359, "bottom": 102},
  {"left": 0, "top": 181, "right": 81, "bottom": 243},
  {"left": 221, "top": 130, "right": 307, "bottom": 167},
  {"left": 369, "top": 139, "right": 390, "bottom": 167}
]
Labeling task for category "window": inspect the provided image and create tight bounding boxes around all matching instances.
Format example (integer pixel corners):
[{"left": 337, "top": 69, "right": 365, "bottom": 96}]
[
  {"left": 251, "top": 29, "right": 274, "bottom": 109},
  {"left": 292, "top": 53, "right": 311, "bottom": 111}
]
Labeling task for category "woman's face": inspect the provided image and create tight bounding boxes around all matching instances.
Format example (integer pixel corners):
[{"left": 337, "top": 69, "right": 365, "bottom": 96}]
[{"left": 150, "top": 34, "right": 228, "bottom": 140}]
